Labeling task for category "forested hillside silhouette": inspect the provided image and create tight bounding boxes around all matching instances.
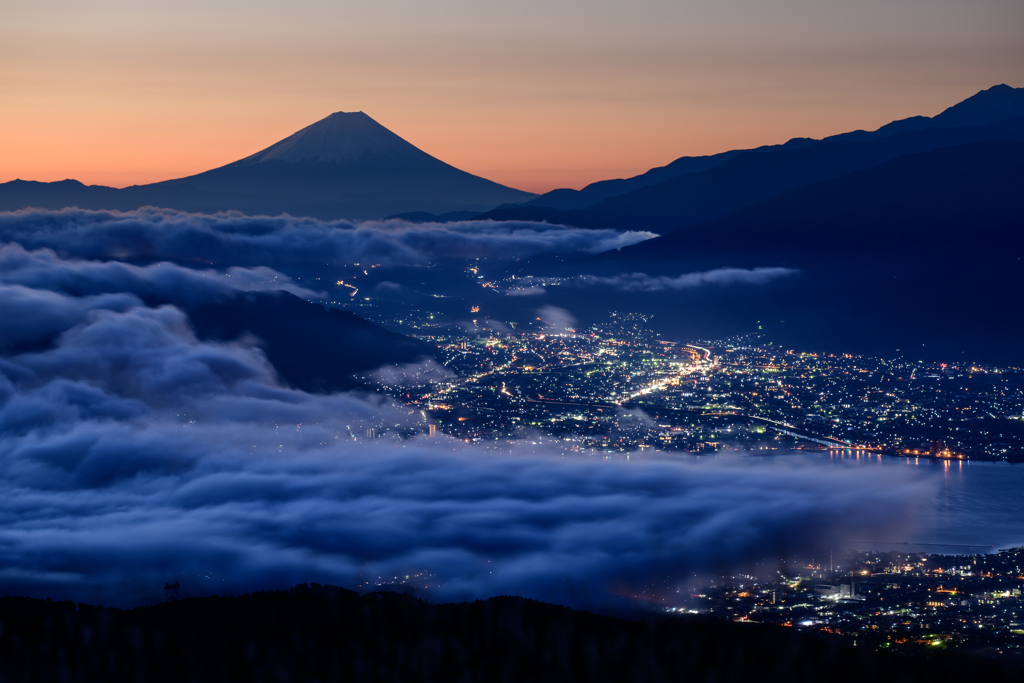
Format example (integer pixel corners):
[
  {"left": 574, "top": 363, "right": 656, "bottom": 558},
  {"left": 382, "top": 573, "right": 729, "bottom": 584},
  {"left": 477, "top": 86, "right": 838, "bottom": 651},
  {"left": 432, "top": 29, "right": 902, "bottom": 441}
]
[{"left": 0, "top": 584, "right": 1019, "bottom": 682}]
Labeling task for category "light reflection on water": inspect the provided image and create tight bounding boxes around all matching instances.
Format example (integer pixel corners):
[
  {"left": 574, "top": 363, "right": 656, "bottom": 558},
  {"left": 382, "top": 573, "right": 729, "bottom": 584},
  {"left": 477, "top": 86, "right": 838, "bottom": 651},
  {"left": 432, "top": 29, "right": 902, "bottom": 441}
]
[{"left": 809, "top": 450, "right": 1021, "bottom": 553}]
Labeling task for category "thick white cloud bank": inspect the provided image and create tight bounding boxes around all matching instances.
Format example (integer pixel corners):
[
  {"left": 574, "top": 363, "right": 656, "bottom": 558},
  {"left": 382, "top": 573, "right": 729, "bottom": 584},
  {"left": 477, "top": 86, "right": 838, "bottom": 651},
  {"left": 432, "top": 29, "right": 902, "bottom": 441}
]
[
  {"left": 0, "top": 211, "right": 931, "bottom": 611},
  {"left": 0, "top": 208, "right": 655, "bottom": 267},
  {"left": 0, "top": 242, "right": 316, "bottom": 301}
]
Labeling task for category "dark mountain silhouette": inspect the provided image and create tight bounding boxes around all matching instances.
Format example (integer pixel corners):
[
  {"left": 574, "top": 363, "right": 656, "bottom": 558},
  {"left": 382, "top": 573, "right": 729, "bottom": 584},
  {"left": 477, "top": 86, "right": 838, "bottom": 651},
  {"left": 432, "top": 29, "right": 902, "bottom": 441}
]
[
  {"left": 187, "top": 291, "right": 438, "bottom": 392},
  {"left": 591, "top": 139, "right": 1024, "bottom": 363},
  {"left": 510, "top": 138, "right": 816, "bottom": 213},
  {"left": 831, "top": 83, "right": 1024, "bottom": 142},
  {"left": 480, "top": 85, "right": 1024, "bottom": 231},
  {"left": 613, "top": 139, "right": 1024, "bottom": 262},
  {"left": 0, "top": 585, "right": 1018, "bottom": 682},
  {"left": 0, "top": 112, "right": 535, "bottom": 220},
  {"left": 514, "top": 148, "right": 750, "bottom": 211}
]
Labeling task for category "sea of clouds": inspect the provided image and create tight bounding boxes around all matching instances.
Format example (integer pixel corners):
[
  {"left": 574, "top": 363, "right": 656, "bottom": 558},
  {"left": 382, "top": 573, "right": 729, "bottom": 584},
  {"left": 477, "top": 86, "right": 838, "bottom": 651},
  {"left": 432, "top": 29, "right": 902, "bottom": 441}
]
[
  {"left": 0, "top": 210, "right": 933, "bottom": 610},
  {"left": 0, "top": 208, "right": 655, "bottom": 267}
]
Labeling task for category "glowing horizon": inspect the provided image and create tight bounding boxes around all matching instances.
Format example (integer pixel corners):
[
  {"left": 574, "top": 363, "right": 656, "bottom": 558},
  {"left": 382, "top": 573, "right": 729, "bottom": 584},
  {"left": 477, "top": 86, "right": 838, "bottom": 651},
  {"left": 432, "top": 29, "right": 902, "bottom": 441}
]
[{"left": 3, "top": 0, "right": 1021, "bottom": 194}]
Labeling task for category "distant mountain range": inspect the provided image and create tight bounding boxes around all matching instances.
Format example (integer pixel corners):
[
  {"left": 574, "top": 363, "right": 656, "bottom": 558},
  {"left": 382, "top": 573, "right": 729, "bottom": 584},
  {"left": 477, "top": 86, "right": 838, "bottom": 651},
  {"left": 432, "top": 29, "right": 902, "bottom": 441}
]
[
  {"left": 611, "top": 139, "right": 1024, "bottom": 264},
  {"left": 475, "top": 84, "right": 1022, "bottom": 363},
  {"left": 0, "top": 112, "right": 535, "bottom": 220},
  {"left": 3, "top": 86, "right": 1020, "bottom": 230},
  {"left": 3, "top": 85, "right": 1022, "bottom": 361},
  {"left": 475, "top": 84, "right": 1024, "bottom": 233},
  {"left": 578, "top": 133, "right": 1024, "bottom": 363}
]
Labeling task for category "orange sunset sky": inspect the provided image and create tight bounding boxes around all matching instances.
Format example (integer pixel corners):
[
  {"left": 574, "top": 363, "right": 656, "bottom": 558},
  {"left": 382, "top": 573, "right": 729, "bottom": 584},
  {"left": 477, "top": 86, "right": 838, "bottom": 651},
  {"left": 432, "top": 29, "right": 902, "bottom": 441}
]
[{"left": 3, "top": 0, "right": 1022, "bottom": 194}]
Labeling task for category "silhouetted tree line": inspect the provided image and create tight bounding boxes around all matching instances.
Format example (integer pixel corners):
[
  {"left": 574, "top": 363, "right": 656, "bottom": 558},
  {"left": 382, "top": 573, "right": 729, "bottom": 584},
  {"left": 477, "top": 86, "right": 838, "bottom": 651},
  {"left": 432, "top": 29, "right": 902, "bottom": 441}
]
[{"left": 0, "top": 584, "right": 1019, "bottom": 682}]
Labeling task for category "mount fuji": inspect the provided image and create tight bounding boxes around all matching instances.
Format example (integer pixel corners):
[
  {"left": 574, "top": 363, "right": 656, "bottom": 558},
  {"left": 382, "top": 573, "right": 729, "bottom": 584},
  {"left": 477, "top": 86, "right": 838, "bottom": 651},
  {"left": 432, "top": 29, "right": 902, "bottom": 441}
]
[{"left": 0, "top": 112, "right": 536, "bottom": 220}]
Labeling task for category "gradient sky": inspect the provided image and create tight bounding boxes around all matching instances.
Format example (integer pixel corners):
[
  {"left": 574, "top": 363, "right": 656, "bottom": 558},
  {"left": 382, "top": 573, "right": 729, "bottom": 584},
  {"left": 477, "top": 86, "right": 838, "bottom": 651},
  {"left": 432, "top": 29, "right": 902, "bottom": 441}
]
[{"left": 3, "top": 0, "right": 1021, "bottom": 193}]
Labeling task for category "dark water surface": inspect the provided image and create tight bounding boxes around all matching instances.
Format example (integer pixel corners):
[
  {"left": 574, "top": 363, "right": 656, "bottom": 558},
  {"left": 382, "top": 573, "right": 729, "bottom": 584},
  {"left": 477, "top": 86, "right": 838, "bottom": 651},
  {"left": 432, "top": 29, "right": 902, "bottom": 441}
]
[{"left": 815, "top": 451, "right": 1022, "bottom": 552}]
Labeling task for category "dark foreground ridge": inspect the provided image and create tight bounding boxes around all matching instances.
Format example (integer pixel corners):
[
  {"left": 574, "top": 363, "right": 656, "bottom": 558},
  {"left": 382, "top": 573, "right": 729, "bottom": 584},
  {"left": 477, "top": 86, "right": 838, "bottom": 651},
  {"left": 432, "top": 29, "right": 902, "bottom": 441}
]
[{"left": 0, "top": 585, "right": 1020, "bottom": 682}]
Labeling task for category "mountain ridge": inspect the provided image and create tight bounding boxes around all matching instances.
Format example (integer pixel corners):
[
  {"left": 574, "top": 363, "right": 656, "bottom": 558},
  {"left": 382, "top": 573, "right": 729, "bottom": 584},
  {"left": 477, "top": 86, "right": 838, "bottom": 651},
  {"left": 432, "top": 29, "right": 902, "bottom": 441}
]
[
  {"left": 577, "top": 138, "right": 1024, "bottom": 364},
  {"left": 0, "top": 112, "right": 535, "bottom": 220},
  {"left": 187, "top": 290, "right": 439, "bottom": 393},
  {"left": 476, "top": 116, "right": 1024, "bottom": 232},
  {"left": 1, "top": 85, "right": 1020, "bottom": 225},
  {"left": 479, "top": 84, "right": 1024, "bottom": 226},
  {"left": 0, "top": 585, "right": 1015, "bottom": 682}
]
